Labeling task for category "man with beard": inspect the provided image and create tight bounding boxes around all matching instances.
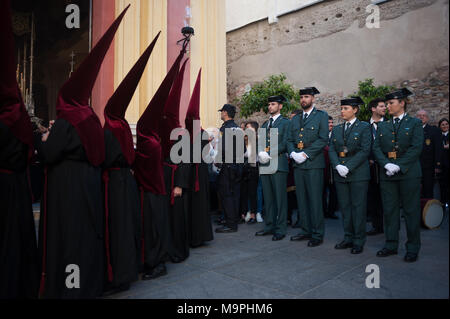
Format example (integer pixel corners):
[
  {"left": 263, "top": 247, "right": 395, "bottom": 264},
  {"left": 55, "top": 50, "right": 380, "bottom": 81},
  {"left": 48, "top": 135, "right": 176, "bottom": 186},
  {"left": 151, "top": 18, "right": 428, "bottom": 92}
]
[
  {"left": 255, "top": 95, "right": 290, "bottom": 241},
  {"left": 288, "top": 87, "right": 329, "bottom": 247}
]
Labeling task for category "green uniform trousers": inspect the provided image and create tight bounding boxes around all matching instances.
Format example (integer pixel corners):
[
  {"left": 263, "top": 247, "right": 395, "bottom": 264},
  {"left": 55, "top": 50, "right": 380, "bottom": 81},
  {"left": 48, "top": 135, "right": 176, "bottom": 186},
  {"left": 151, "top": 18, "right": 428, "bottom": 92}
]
[
  {"left": 260, "top": 172, "right": 288, "bottom": 236},
  {"left": 379, "top": 178, "right": 421, "bottom": 254},
  {"left": 293, "top": 168, "right": 324, "bottom": 240},
  {"left": 335, "top": 181, "right": 368, "bottom": 247}
]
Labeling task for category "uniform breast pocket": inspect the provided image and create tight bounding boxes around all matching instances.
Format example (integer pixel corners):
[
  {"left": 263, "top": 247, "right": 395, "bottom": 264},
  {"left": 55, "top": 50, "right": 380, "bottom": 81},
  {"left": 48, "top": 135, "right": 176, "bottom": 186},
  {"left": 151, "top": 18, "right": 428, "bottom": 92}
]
[{"left": 306, "top": 126, "right": 317, "bottom": 139}]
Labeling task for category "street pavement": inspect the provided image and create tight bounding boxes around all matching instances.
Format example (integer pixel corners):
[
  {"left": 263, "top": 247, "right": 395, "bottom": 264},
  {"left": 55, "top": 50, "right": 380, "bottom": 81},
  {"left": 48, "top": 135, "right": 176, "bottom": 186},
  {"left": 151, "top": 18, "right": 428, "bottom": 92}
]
[{"left": 106, "top": 209, "right": 449, "bottom": 299}]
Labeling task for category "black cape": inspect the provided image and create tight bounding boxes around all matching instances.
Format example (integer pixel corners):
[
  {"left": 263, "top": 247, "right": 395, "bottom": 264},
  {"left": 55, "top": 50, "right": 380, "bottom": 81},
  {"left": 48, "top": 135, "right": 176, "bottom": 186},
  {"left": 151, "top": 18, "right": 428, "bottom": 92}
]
[
  {"left": 103, "top": 129, "right": 140, "bottom": 287},
  {"left": 36, "top": 119, "right": 104, "bottom": 299},
  {"left": 188, "top": 138, "right": 213, "bottom": 247},
  {"left": 0, "top": 121, "right": 39, "bottom": 299},
  {"left": 163, "top": 160, "right": 191, "bottom": 262}
]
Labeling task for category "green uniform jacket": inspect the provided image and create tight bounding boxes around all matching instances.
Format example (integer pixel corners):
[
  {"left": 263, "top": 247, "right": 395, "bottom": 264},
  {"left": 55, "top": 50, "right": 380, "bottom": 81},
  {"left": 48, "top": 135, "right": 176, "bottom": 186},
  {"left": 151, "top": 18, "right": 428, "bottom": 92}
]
[
  {"left": 373, "top": 114, "right": 424, "bottom": 181},
  {"left": 329, "top": 119, "right": 371, "bottom": 182},
  {"left": 287, "top": 108, "right": 329, "bottom": 169},
  {"left": 258, "top": 115, "right": 290, "bottom": 173}
]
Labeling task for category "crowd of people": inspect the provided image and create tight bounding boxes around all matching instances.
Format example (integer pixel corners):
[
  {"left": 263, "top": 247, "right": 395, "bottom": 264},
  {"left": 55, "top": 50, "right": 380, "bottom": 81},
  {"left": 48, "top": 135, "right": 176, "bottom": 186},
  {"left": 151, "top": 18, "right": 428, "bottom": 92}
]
[{"left": 210, "top": 88, "right": 448, "bottom": 260}]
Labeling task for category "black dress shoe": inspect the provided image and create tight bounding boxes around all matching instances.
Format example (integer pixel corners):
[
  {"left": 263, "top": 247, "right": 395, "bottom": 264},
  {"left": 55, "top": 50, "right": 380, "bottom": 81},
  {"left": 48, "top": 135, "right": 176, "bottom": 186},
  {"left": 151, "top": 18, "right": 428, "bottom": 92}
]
[
  {"left": 351, "top": 246, "right": 363, "bottom": 254},
  {"left": 404, "top": 252, "right": 418, "bottom": 263},
  {"left": 247, "top": 218, "right": 257, "bottom": 224},
  {"left": 290, "top": 234, "right": 311, "bottom": 241},
  {"left": 367, "top": 228, "right": 383, "bottom": 236},
  {"left": 272, "top": 234, "right": 285, "bottom": 241},
  {"left": 170, "top": 256, "right": 184, "bottom": 263},
  {"left": 142, "top": 263, "right": 167, "bottom": 280},
  {"left": 334, "top": 240, "right": 353, "bottom": 250},
  {"left": 307, "top": 239, "right": 323, "bottom": 247},
  {"left": 376, "top": 248, "right": 398, "bottom": 257},
  {"left": 215, "top": 226, "right": 237, "bottom": 233},
  {"left": 255, "top": 230, "right": 272, "bottom": 236}
]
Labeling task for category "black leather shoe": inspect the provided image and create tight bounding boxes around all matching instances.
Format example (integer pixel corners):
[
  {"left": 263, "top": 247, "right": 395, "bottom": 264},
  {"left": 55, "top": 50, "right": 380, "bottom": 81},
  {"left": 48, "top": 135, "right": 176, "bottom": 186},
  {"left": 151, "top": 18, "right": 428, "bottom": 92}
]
[
  {"left": 142, "top": 264, "right": 167, "bottom": 280},
  {"left": 290, "top": 234, "right": 311, "bottom": 241},
  {"left": 376, "top": 248, "right": 398, "bottom": 257},
  {"left": 367, "top": 228, "right": 383, "bottom": 236},
  {"left": 351, "top": 246, "right": 363, "bottom": 254},
  {"left": 335, "top": 240, "right": 353, "bottom": 250},
  {"left": 170, "top": 256, "right": 184, "bottom": 263},
  {"left": 307, "top": 239, "right": 323, "bottom": 247},
  {"left": 404, "top": 252, "right": 418, "bottom": 262},
  {"left": 215, "top": 226, "right": 237, "bottom": 233},
  {"left": 272, "top": 234, "right": 285, "bottom": 241},
  {"left": 255, "top": 230, "right": 272, "bottom": 236},
  {"left": 247, "top": 218, "right": 257, "bottom": 224}
]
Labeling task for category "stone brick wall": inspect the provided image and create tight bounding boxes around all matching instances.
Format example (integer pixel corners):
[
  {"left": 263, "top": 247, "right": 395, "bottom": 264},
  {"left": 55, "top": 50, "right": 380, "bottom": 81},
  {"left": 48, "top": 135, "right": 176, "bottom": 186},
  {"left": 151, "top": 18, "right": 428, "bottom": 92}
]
[{"left": 227, "top": 0, "right": 449, "bottom": 127}]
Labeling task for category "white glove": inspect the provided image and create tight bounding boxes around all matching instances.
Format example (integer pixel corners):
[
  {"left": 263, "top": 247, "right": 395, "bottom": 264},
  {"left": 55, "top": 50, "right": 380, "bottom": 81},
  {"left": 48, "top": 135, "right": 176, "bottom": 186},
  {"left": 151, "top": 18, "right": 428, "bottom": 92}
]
[
  {"left": 384, "top": 163, "right": 400, "bottom": 176},
  {"left": 290, "top": 152, "right": 306, "bottom": 164},
  {"left": 258, "top": 151, "right": 272, "bottom": 164},
  {"left": 336, "top": 165, "right": 349, "bottom": 178}
]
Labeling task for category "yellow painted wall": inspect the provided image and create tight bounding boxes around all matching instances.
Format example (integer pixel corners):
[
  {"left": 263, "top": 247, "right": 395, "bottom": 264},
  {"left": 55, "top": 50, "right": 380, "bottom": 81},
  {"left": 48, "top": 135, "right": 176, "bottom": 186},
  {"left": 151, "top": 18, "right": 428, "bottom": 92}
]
[
  {"left": 114, "top": 0, "right": 226, "bottom": 130},
  {"left": 114, "top": 0, "right": 167, "bottom": 125},
  {"left": 190, "top": 0, "right": 227, "bottom": 130}
]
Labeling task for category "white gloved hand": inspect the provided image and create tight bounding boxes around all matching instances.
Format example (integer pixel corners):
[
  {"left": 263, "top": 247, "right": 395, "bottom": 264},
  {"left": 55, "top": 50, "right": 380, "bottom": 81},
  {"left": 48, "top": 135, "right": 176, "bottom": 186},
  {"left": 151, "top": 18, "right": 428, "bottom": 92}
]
[
  {"left": 290, "top": 152, "right": 306, "bottom": 164},
  {"left": 258, "top": 151, "right": 272, "bottom": 164},
  {"left": 336, "top": 165, "right": 349, "bottom": 178},
  {"left": 384, "top": 163, "right": 400, "bottom": 176}
]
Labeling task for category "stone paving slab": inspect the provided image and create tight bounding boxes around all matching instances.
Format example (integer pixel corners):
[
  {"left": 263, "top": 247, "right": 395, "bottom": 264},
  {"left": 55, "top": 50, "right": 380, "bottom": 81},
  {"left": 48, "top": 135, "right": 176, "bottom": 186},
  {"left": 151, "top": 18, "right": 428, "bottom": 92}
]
[{"left": 103, "top": 209, "right": 448, "bottom": 299}]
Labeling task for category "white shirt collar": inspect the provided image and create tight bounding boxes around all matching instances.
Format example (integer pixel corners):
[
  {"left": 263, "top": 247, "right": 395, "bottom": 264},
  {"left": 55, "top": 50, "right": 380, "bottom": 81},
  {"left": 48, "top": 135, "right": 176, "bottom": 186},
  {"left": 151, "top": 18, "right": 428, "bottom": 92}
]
[
  {"left": 394, "top": 113, "right": 406, "bottom": 121},
  {"left": 303, "top": 106, "right": 315, "bottom": 117},
  {"left": 370, "top": 117, "right": 384, "bottom": 124},
  {"left": 270, "top": 113, "right": 281, "bottom": 123},
  {"left": 444, "top": 132, "right": 449, "bottom": 136},
  {"left": 346, "top": 117, "right": 357, "bottom": 126}
]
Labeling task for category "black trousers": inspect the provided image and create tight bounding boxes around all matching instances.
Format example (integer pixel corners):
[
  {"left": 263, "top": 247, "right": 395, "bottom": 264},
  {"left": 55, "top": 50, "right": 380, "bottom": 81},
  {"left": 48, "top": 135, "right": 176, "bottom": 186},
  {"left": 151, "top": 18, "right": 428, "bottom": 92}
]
[
  {"left": 439, "top": 165, "right": 449, "bottom": 205},
  {"left": 367, "top": 165, "right": 383, "bottom": 231},
  {"left": 421, "top": 167, "right": 435, "bottom": 199},
  {"left": 240, "top": 166, "right": 259, "bottom": 216},
  {"left": 218, "top": 165, "right": 242, "bottom": 229},
  {"left": 323, "top": 183, "right": 338, "bottom": 216}
]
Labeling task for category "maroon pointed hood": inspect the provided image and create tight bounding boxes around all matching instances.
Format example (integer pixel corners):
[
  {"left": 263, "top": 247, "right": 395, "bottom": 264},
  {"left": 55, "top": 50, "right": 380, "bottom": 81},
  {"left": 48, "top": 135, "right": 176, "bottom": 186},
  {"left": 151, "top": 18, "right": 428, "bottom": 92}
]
[
  {"left": 160, "top": 58, "right": 188, "bottom": 159},
  {"left": 104, "top": 31, "right": 160, "bottom": 166},
  {"left": 0, "top": 0, "right": 33, "bottom": 160},
  {"left": 134, "top": 50, "right": 185, "bottom": 194},
  {"left": 185, "top": 68, "right": 202, "bottom": 142},
  {"left": 56, "top": 5, "right": 130, "bottom": 166}
]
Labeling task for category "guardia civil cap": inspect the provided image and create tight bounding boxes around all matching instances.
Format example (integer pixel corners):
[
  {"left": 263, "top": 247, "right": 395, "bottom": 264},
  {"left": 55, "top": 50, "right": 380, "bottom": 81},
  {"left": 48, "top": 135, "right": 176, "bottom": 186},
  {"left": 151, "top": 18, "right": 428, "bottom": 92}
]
[{"left": 299, "top": 87, "right": 320, "bottom": 96}]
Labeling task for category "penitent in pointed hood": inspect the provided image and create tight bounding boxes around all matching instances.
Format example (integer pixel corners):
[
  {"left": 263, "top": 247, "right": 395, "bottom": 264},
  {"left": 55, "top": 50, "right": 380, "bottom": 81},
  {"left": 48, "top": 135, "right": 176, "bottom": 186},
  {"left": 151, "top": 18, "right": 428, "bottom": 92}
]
[
  {"left": 0, "top": 0, "right": 33, "bottom": 160},
  {"left": 134, "top": 50, "right": 185, "bottom": 194},
  {"left": 104, "top": 31, "right": 160, "bottom": 166},
  {"left": 185, "top": 68, "right": 202, "bottom": 142},
  {"left": 55, "top": 5, "right": 130, "bottom": 166},
  {"left": 160, "top": 58, "right": 188, "bottom": 159}
]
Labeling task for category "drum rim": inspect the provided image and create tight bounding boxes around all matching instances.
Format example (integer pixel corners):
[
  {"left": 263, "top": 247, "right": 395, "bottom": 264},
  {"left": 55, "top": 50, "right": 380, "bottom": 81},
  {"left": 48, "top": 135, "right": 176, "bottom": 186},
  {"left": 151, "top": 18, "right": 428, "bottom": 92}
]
[{"left": 422, "top": 199, "right": 444, "bottom": 229}]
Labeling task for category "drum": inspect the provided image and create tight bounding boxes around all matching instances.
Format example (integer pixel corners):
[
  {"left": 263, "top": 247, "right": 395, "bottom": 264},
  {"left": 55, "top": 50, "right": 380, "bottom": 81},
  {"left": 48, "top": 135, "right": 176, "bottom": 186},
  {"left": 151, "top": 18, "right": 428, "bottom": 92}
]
[{"left": 420, "top": 198, "right": 444, "bottom": 229}]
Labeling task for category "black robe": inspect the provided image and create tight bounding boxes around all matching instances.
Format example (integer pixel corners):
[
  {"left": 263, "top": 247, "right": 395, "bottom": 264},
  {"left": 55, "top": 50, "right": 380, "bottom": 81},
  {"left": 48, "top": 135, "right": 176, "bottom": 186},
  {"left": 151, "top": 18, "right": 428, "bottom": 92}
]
[
  {"left": 0, "top": 121, "right": 39, "bottom": 299},
  {"left": 103, "top": 129, "right": 140, "bottom": 287},
  {"left": 36, "top": 119, "right": 104, "bottom": 299},
  {"left": 140, "top": 189, "right": 171, "bottom": 270},
  {"left": 188, "top": 138, "right": 213, "bottom": 247},
  {"left": 163, "top": 160, "right": 191, "bottom": 262}
]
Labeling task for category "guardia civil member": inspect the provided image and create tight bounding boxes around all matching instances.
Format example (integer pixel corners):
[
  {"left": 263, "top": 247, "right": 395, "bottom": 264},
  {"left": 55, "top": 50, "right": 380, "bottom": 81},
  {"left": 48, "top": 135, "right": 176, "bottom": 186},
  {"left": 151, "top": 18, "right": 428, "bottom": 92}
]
[
  {"left": 329, "top": 97, "right": 371, "bottom": 254},
  {"left": 255, "top": 95, "right": 290, "bottom": 241},
  {"left": 373, "top": 88, "right": 424, "bottom": 262},
  {"left": 288, "top": 87, "right": 329, "bottom": 247}
]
